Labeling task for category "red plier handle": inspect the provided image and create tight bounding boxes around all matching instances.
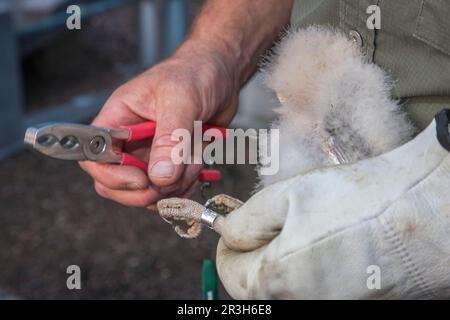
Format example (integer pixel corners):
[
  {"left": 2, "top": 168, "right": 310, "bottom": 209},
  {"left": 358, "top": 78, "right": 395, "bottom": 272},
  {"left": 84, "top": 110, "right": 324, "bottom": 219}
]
[{"left": 118, "top": 121, "right": 226, "bottom": 182}]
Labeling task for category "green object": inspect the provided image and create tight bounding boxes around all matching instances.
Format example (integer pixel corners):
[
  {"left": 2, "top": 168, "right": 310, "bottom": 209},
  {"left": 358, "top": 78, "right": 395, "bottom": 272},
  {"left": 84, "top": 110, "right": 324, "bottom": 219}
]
[
  {"left": 290, "top": 0, "right": 450, "bottom": 130},
  {"left": 202, "top": 259, "right": 219, "bottom": 300}
]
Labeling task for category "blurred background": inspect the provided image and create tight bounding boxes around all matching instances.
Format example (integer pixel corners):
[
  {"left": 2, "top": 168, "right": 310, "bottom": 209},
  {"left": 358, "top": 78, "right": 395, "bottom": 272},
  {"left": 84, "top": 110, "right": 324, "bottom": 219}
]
[{"left": 0, "top": 0, "right": 276, "bottom": 299}]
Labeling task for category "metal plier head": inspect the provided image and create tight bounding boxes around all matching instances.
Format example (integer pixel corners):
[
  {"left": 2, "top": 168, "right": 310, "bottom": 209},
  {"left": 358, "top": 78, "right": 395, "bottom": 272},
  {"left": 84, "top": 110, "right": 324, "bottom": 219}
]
[
  {"left": 24, "top": 123, "right": 127, "bottom": 163},
  {"left": 24, "top": 121, "right": 224, "bottom": 181}
]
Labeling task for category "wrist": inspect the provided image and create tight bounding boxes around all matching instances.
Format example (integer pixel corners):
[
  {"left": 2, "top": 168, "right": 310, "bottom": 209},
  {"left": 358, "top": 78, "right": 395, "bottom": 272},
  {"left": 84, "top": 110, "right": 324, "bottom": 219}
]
[
  {"left": 175, "top": 36, "right": 241, "bottom": 87},
  {"left": 172, "top": 38, "right": 239, "bottom": 118}
]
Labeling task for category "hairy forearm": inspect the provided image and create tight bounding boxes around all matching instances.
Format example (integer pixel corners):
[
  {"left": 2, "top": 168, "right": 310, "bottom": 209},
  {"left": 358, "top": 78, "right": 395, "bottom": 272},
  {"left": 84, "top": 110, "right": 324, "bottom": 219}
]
[{"left": 178, "top": 0, "right": 293, "bottom": 87}]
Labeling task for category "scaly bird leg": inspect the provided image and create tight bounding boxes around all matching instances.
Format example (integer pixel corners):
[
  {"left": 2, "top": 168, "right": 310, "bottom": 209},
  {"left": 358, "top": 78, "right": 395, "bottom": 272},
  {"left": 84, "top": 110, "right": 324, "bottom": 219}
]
[{"left": 157, "top": 194, "right": 243, "bottom": 239}]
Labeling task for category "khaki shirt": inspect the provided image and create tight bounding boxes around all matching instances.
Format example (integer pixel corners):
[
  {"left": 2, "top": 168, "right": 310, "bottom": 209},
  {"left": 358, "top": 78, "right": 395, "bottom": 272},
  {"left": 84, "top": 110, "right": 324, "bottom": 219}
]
[{"left": 291, "top": 0, "right": 450, "bottom": 129}]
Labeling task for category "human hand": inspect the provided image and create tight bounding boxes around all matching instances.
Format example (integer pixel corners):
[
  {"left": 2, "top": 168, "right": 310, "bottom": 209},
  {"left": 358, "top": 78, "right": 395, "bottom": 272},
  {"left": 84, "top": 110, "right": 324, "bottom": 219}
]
[{"left": 79, "top": 40, "right": 239, "bottom": 209}]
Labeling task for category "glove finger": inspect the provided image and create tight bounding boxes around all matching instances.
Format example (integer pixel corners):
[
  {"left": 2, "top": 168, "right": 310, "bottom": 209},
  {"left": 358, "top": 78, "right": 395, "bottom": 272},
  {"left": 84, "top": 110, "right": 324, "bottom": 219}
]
[
  {"left": 216, "top": 238, "right": 268, "bottom": 300},
  {"left": 220, "top": 180, "right": 294, "bottom": 252}
]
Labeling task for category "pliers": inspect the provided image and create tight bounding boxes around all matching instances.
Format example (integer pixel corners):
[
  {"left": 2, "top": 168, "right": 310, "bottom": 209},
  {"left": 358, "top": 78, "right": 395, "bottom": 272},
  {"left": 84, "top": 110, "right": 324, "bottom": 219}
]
[{"left": 24, "top": 121, "right": 226, "bottom": 183}]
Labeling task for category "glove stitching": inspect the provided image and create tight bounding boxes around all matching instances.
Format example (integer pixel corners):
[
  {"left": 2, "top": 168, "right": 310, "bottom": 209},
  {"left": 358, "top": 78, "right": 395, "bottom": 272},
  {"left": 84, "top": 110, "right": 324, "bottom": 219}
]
[
  {"left": 268, "top": 216, "right": 434, "bottom": 299},
  {"left": 379, "top": 214, "right": 436, "bottom": 299},
  {"left": 376, "top": 156, "right": 449, "bottom": 299}
]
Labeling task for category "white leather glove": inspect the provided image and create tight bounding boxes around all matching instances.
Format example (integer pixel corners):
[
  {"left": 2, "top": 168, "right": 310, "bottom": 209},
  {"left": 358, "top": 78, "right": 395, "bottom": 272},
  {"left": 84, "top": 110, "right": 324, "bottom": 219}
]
[{"left": 217, "top": 117, "right": 450, "bottom": 299}]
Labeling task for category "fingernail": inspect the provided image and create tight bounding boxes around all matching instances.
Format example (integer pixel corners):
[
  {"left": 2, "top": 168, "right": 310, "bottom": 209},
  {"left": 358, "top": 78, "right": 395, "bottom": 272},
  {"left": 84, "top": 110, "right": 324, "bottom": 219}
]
[{"left": 149, "top": 160, "right": 175, "bottom": 178}]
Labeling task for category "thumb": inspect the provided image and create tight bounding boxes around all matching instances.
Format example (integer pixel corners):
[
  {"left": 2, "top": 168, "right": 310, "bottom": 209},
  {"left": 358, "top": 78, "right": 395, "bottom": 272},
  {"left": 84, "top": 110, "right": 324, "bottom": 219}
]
[{"left": 148, "top": 104, "right": 198, "bottom": 187}]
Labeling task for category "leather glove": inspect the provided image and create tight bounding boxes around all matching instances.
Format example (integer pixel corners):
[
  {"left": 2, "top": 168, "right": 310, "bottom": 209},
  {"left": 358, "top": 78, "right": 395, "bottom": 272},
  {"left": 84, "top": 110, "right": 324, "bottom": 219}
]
[{"left": 217, "top": 116, "right": 450, "bottom": 299}]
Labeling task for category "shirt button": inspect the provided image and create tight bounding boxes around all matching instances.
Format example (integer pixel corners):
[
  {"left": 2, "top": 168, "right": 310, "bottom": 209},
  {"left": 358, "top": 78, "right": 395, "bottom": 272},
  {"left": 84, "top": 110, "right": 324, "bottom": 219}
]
[{"left": 349, "top": 30, "right": 363, "bottom": 47}]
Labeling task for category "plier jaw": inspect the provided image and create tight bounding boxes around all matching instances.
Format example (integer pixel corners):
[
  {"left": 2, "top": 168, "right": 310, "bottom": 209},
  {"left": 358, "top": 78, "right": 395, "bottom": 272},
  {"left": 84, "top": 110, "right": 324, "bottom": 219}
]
[
  {"left": 24, "top": 123, "right": 122, "bottom": 163},
  {"left": 24, "top": 121, "right": 225, "bottom": 183}
]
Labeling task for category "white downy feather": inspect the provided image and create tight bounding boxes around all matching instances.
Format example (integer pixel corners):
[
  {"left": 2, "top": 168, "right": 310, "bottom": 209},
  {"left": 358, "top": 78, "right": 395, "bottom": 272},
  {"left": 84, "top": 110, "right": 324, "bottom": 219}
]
[{"left": 257, "top": 26, "right": 415, "bottom": 188}]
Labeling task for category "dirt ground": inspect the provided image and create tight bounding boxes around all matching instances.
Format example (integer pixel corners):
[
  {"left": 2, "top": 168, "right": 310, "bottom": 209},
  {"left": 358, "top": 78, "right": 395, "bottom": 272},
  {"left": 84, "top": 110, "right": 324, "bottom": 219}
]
[{"left": 0, "top": 151, "right": 256, "bottom": 299}]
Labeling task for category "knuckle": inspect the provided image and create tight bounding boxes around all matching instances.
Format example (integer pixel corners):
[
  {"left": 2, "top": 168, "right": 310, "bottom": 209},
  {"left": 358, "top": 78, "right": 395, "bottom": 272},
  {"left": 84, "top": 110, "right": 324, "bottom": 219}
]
[
  {"left": 110, "top": 83, "right": 129, "bottom": 98},
  {"left": 152, "top": 134, "right": 178, "bottom": 148},
  {"left": 78, "top": 160, "right": 98, "bottom": 174},
  {"left": 94, "top": 183, "right": 110, "bottom": 199},
  {"left": 79, "top": 161, "right": 108, "bottom": 177},
  {"left": 78, "top": 161, "right": 89, "bottom": 173}
]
